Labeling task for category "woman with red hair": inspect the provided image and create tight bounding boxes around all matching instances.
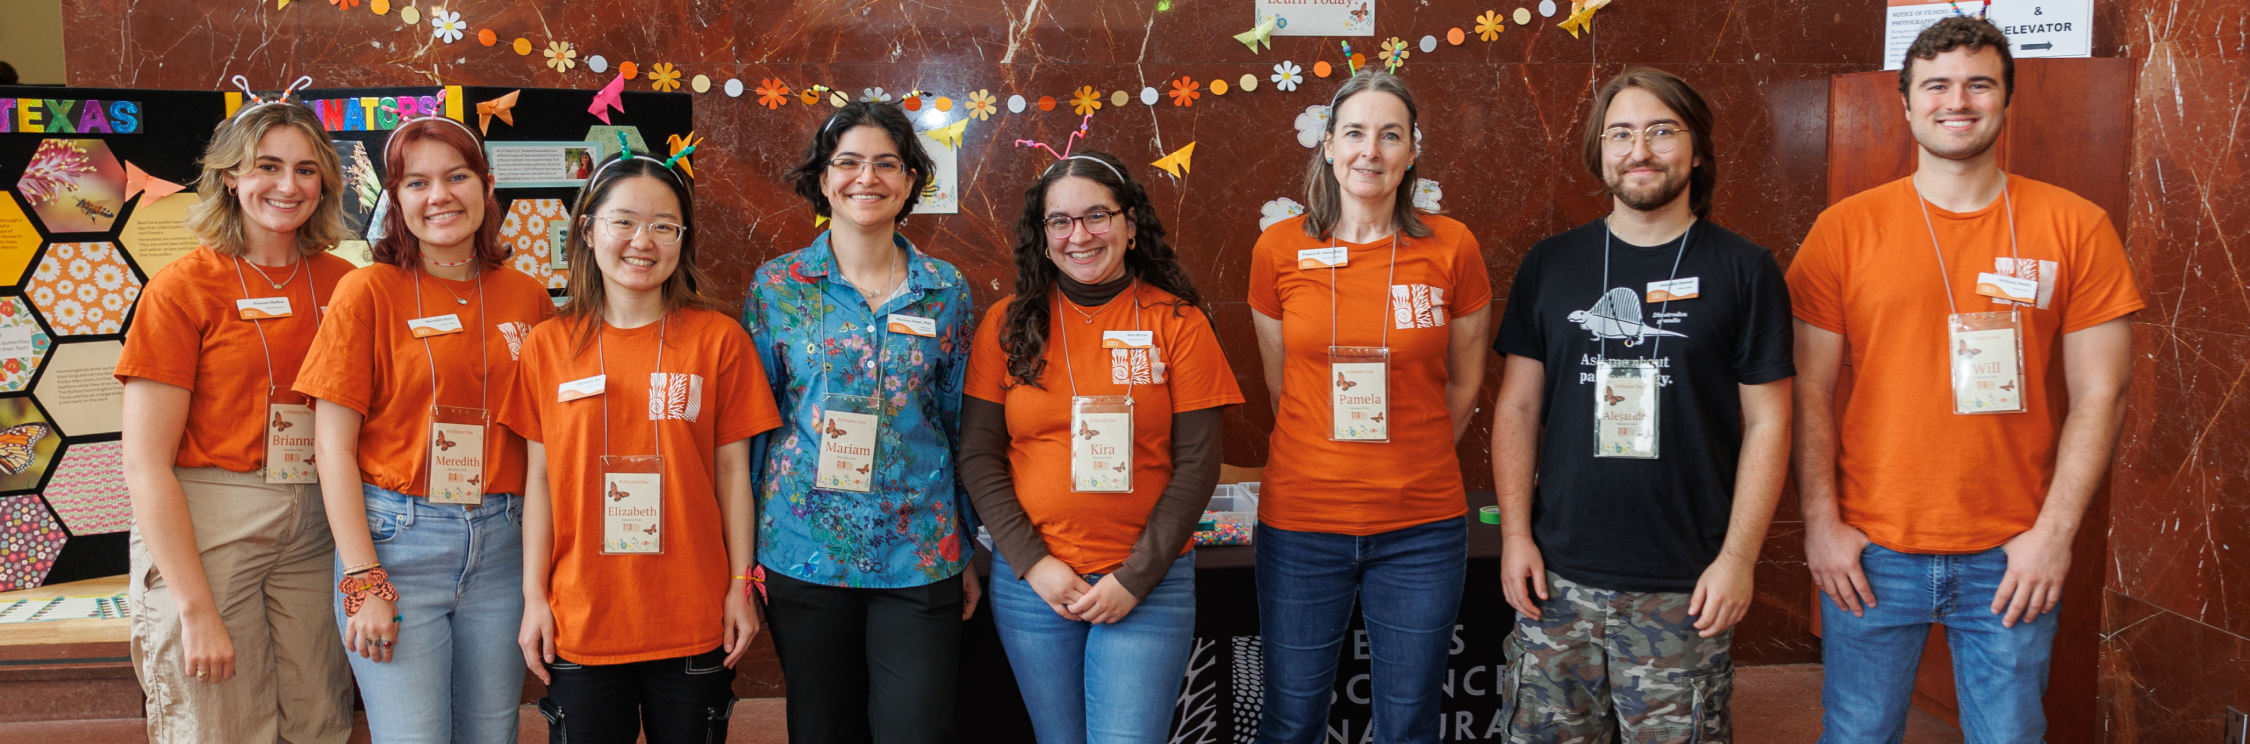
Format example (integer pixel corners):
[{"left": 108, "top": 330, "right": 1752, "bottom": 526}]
[{"left": 296, "top": 117, "right": 555, "bottom": 742}]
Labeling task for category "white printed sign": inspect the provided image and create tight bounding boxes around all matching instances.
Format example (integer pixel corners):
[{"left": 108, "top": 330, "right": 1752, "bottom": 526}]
[
  {"left": 1257, "top": 0, "right": 1374, "bottom": 36},
  {"left": 1884, "top": 0, "right": 2090, "bottom": 71}
]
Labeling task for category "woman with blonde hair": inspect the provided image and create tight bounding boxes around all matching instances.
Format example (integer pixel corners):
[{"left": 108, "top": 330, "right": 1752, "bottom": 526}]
[{"left": 115, "top": 98, "right": 357, "bottom": 742}]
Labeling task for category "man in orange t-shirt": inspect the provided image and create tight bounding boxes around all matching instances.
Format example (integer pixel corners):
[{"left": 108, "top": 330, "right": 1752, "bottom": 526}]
[{"left": 1786, "top": 18, "right": 2141, "bottom": 742}]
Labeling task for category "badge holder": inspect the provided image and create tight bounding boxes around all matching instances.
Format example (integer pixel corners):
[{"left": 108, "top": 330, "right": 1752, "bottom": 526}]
[
  {"left": 426, "top": 405, "right": 488, "bottom": 505},
  {"left": 1328, "top": 346, "right": 1391, "bottom": 442},
  {"left": 1593, "top": 359, "right": 1661, "bottom": 458},
  {"left": 264, "top": 390, "right": 318, "bottom": 484},
  {"left": 1070, "top": 396, "right": 1135, "bottom": 493},
  {"left": 1947, "top": 311, "right": 2026, "bottom": 415},
  {"left": 600, "top": 454, "right": 665, "bottom": 555},
  {"left": 814, "top": 393, "right": 881, "bottom": 493}
]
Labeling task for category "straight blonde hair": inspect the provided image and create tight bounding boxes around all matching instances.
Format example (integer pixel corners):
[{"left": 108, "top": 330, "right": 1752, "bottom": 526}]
[{"left": 183, "top": 102, "right": 348, "bottom": 256}]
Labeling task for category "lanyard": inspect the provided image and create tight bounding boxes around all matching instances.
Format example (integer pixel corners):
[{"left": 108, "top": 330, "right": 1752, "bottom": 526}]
[
  {"left": 1913, "top": 173, "right": 2024, "bottom": 315},
  {"left": 1055, "top": 280, "right": 1142, "bottom": 398},
  {"left": 595, "top": 313, "right": 667, "bottom": 457},
  {"left": 1328, "top": 233, "right": 1399, "bottom": 349},
  {"left": 230, "top": 255, "right": 323, "bottom": 398},
  {"left": 410, "top": 267, "right": 490, "bottom": 414},
  {"left": 1599, "top": 218, "right": 1693, "bottom": 360}
]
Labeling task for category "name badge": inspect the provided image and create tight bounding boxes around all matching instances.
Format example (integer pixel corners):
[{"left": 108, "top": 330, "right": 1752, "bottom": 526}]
[
  {"left": 813, "top": 409, "right": 880, "bottom": 493},
  {"left": 1949, "top": 312, "right": 2026, "bottom": 414},
  {"left": 885, "top": 314, "right": 938, "bottom": 337},
  {"left": 1329, "top": 346, "right": 1391, "bottom": 442},
  {"left": 1070, "top": 396, "right": 1135, "bottom": 493},
  {"left": 1974, "top": 272, "right": 2039, "bottom": 304},
  {"left": 602, "top": 470, "right": 664, "bottom": 554},
  {"left": 426, "top": 406, "right": 487, "bottom": 505},
  {"left": 1298, "top": 247, "right": 1349, "bottom": 269},
  {"left": 264, "top": 402, "right": 318, "bottom": 484},
  {"left": 1646, "top": 278, "right": 1700, "bottom": 302},
  {"left": 1594, "top": 360, "right": 1660, "bottom": 459},
  {"left": 1102, "top": 330, "right": 1154, "bottom": 349},
  {"left": 557, "top": 375, "right": 606, "bottom": 402},
  {"left": 408, "top": 314, "right": 464, "bottom": 338},
  {"left": 237, "top": 297, "right": 294, "bottom": 320}
]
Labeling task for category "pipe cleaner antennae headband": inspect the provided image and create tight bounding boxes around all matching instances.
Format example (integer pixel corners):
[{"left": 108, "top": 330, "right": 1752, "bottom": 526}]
[
  {"left": 586, "top": 130, "right": 694, "bottom": 185},
  {"left": 1012, "top": 113, "right": 1125, "bottom": 182},
  {"left": 382, "top": 115, "right": 483, "bottom": 153},
  {"left": 226, "top": 75, "right": 316, "bottom": 121}
]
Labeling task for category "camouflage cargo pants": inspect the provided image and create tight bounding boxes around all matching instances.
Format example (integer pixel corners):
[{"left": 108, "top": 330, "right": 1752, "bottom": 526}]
[{"left": 1496, "top": 572, "right": 1734, "bottom": 743}]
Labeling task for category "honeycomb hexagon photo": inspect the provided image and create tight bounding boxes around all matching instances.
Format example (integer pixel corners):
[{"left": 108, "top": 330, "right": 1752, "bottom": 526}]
[
  {"left": 0, "top": 297, "right": 52, "bottom": 393},
  {"left": 28, "top": 242, "right": 143, "bottom": 336}
]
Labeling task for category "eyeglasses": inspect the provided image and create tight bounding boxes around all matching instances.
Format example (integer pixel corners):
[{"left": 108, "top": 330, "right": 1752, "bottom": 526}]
[
  {"left": 1043, "top": 209, "right": 1121, "bottom": 239},
  {"left": 592, "top": 216, "right": 687, "bottom": 246},
  {"left": 828, "top": 159, "right": 905, "bottom": 177},
  {"left": 1600, "top": 125, "right": 1690, "bottom": 155}
]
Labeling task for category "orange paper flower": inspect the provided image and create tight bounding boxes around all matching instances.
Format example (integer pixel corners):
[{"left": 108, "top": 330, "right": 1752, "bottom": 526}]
[
  {"left": 1475, "top": 10, "right": 1505, "bottom": 41},
  {"left": 757, "top": 79, "right": 791, "bottom": 109},
  {"left": 1069, "top": 86, "right": 1102, "bottom": 116},
  {"left": 966, "top": 90, "right": 997, "bottom": 121},
  {"left": 330, "top": 0, "right": 360, "bottom": 10},
  {"left": 1167, "top": 76, "right": 1200, "bottom": 107},
  {"left": 648, "top": 63, "right": 682, "bottom": 92}
]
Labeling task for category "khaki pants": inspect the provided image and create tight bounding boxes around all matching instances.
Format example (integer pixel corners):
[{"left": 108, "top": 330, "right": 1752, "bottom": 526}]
[{"left": 130, "top": 467, "right": 353, "bottom": 744}]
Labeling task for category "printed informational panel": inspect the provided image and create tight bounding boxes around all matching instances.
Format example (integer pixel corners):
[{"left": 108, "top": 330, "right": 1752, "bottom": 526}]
[{"left": 1884, "top": 0, "right": 2091, "bottom": 70}]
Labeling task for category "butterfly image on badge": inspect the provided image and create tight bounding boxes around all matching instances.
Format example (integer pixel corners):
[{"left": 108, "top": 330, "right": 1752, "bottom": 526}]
[
  {"left": 1078, "top": 421, "right": 1099, "bottom": 440},
  {"left": 1111, "top": 460, "right": 1127, "bottom": 473},
  {"left": 1371, "top": 412, "right": 1384, "bottom": 423},
  {"left": 434, "top": 431, "right": 458, "bottom": 451},
  {"left": 855, "top": 463, "right": 870, "bottom": 474},
  {"left": 1604, "top": 386, "right": 1625, "bottom": 406},
  {"left": 1956, "top": 339, "right": 1983, "bottom": 358},
  {"left": 271, "top": 412, "right": 294, "bottom": 431},
  {"left": 2000, "top": 380, "right": 2015, "bottom": 392},
  {"left": 0, "top": 423, "right": 51, "bottom": 475},
  {"left": 1336, "top": 372, "right": 1357, "bottom": 391},
  {"left": 643, "top": 523, "right": 658, "bottom": 535},
  {"left": 824, "top": 418, "right": 848, "bottom": 438},
  {"left": 608, "top": 481, "right": 629, "bottom": 502},
  {"left": 467, "top": 474, "right": 481, "bottom": 487}
]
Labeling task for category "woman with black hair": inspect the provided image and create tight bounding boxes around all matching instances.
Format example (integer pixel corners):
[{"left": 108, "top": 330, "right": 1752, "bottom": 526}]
[
  {"left": 958, "top": 152, "right": 1242, "bottom": 743},
  {"left": 742, "top": 100, "right": 979, "bottom": 744}
]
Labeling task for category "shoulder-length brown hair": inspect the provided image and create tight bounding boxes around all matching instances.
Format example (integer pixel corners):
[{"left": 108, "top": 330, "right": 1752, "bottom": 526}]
[
  {"left": 1580, "top": 67, "right": 1718, "bottom": 219},
  {"left": 556, "top": 155, "right": 726, "bottom": 354},
  {"left": 371, "top": 118, "right": 508, "bottom": 269},
  {"left": 1301, "top": 70, "right": 1433, "bottom": 240},
  {"left": 183, "top": 102, "right": 349, "bottom": 256}
]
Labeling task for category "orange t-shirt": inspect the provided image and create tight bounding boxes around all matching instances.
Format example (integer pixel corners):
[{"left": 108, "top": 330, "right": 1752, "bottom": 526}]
[
  {"left": 1787, "top": 175, "right": 2143, "bottom": 553},
  {"left": 114, "top": 247, "right": 357, "bottom": 472},
  {"left": 294, "top": 264, "right": 554, "bottom": 496},
  {"left": 963, "top": 286, "right": 1244, "bottom": 575},
  {"left": 1246, "top": 215, "right": 1492, "bottom": 535},
  {"left": 497, "top": 309, "right": 781, "bottom": 664}
]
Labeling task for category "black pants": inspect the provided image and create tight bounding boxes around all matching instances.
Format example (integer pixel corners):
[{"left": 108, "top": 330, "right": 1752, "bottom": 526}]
[
  {"left": 537, "top": 646, "right": 737, "bottom": 744},
  {"left": 763, "top": 570, "right": 964, "bottom": 744}
]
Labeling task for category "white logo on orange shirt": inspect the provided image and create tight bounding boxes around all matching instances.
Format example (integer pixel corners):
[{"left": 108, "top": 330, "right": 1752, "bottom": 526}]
[
  {"left": 1390, "top": 284, "right": 1449, "bottom": 329},
  {"left": 648, "top": 373, "right": 704, "bottom": 422}
]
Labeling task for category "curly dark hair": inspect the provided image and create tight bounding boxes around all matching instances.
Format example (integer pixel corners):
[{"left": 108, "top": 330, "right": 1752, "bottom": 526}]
[
  {"left": 785, "top": 101, "right": 935, "bottom": 225},
  {"left": 1001, "top": 151, "right": 1205, "bottom": 389},
  {"left": 1899, "top": 16, "right": 2014, "bottom": 104}
]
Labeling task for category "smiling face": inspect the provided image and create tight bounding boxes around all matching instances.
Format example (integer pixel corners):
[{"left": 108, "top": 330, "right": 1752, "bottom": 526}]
[
  {"left": 393, "top": 138, "right": 491, "bottom": 253},
  {"left": 1323, "top": 91, "right": 1416, "bottom": 204},
  {"left": 223, "top": 127, "right": 325, "bottom": 240},
  {"left": 1904, "top": 45, "right": 2010, "bottom": 162},
  {"left": 588, "top": 175, "right": 684, "bottom": 296},
  {"left": 1042, "top": 175, "right": 1135, "bottom": 286},
  {"left": 820, "top": 125, "right": 913, "bottom": 229},
  {"left": 1601, "top": 86, "right": 1699, "bottom": 213}
]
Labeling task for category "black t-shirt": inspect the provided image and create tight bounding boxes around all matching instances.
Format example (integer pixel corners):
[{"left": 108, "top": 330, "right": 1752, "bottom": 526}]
[{"left": 1492, "top": 217, "right": 1794, "bottom": 593}]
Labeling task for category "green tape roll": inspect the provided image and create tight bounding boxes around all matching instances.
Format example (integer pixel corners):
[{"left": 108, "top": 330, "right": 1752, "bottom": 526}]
[{"left": 1478, "top": 505, "right": 1501, "bottom": 524}]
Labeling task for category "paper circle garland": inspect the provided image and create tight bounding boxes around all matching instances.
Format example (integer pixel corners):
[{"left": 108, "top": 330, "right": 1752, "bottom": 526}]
[
  {"left": 1514, "top": 7, "right": 1532, "bottom": 24},
  {"left": 1538, "top": 0, "right": 1556, "bottom": 16},
  {"left": 1211, "top": 79, "right": 1228, "bottom": 95},
  {"left": 477, "top": 28, "right": 495, "bottom": 46},
  {"left": 724, "top": 78, "right": 744, "bottom": 97},
  {"left": 588, "top": 55, "right": 608, "bottom": 73},
  {"left": 1448, "top": 27, "right": 1465, "bottom": 44},
  {"left": 1037, "top": 96, "right": 1056, "bottom": 111},
  {"left": 620, "top": 61, "right": 639, "bottom": 80},
  {"left": 1008, "top": 95, "right": 1026, "bottom": 113},
  {"left": 691, "top": 75, "right": 711, "bottom": 93},
  {"left": 1111, "top": 90, "right": 1128, "bottom": 106},
  {"left": 936, "top": 96, "right": 953, "bottom": 111},
  {"left": 511, "top": 38, "right": 532, "bottom": 55},
  {"left": 1420, "top": 35, "right": 1437, "bottom": 53},
  {"left": 1314, "top": 61, "right": 1332, "bottom": 77},
  {"left": 1240, "top": 74, "right": 1258, "bottom": 92},
  {"left": 1140, "top": 87, "right": 1159, "bottom": 105},
  {"left": 372, "top": 0, "right": 390, "bottom": 13},
  {"left": 400, "top": 5, "right": 419, "bottom": 24}
]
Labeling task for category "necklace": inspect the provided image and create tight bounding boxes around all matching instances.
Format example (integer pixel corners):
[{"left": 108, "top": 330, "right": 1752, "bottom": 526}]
[
  {"left": 423, "top": 268, "right": 478, "bottom": 305},
  {"left": 422, "top": 252, "right": 475, "bottom": 268},
  {"left": 242, "top": 257, "right": 302, "bottom": 290},
  {"left": 850, "top": 251, "right": 902, "bottom": 308},
  {"left": 1059, "top": 295, "right": 1100, "bottom": 324}
]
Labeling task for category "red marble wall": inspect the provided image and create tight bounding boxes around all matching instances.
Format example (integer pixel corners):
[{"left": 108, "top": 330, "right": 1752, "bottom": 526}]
[
  {"left": 2094, "top": 1, "right": 2250, "bottom": 741},
  {"left": 58, "top": 0, "right": 1883, "bottom": 668}
]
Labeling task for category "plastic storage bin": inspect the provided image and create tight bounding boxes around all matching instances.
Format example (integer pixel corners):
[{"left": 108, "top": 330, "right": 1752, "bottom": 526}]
[{"left": 1196, "top": 484, "right": 1259, "bottom": 546}]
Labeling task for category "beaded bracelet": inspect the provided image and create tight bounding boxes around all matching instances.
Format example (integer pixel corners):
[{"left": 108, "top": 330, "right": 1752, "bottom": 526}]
[
  {"left": 735, "top": 565, "right": 768, "bottom": 602},
  {"left": 344, "top": 561, "right": 382, "bottom": 576},
  {"left": 338, "top": 568, "right": 399, "bottom": 616}
]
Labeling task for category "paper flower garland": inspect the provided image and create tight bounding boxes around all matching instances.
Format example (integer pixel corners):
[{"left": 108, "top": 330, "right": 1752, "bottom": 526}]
[
  {"left": 331, "top": 0, "right": 361, "bottom": 10},
  {"left": 431, "top": 8, "right": 464, "bottom": 43},
  {"left": 1380, "top": 37, "right": 1409, "bottom": 72},
  {"left": 757, "top": 79, "right": 791, "bottom": 109},
  {"left": 1272, "top": 61, "right": 1303, "bottom": 91},
  {"left": 860, "top": 87, "right": 891, "bottom": 103},
  {"left": 966, "top": 90, "right": 997, "bottom": 121},
  {"left": 619, "top": 61, "right": 639, "bottom": 80},
  {"left": 1070, "top": 86, "right": 1103, "bottom": 115},
  {"left": 1476, "top": 10, "right": 1506, "bottom": 40},
  {"left": 544, "top": 42, "right": 577, "bottom": 73},
  {"left": 1168, "top": 77, "right": 1201, "bottom": 107},
  {"left": 648, "top": 63, "right": 682, "bottom": 92}
]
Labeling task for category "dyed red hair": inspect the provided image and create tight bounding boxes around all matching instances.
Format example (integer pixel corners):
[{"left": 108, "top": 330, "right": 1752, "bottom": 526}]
[{"left": 371, "top": 118, "right": 508, "bottom": 269}]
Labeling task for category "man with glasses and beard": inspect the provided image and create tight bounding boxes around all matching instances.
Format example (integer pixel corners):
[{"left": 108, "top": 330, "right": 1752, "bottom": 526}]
[
  {"left": 1788, "top": 17, "right": 2139, "bottom": 742},
  {"left": 1487, "top": 67, "right": 1793, "bottom": 741}
]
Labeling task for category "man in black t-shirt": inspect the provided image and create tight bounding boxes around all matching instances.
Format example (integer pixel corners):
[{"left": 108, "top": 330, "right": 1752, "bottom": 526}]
[{"left": 1487, "top": 67, "right": 1794, "bottom": 742}]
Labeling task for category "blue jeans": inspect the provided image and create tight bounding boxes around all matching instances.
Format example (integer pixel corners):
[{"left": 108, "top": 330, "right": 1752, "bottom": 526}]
[
  {"left": 1255, "top": 519, "right": 1467, "bottom": 744},
  {"left": 990, "top": 550, "right": 1198, "bottom": 744},
  {"left": 1819, "top": 543, "right": 2059, "bottom": 744},
  {"left": 337, "top": 485, "right": 526, "bottom": 744}
]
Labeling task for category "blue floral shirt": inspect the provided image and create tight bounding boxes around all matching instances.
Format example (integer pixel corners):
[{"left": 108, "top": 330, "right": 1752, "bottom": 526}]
[{"left": 745, "top": 233, "right": 977, "bottom": 588}]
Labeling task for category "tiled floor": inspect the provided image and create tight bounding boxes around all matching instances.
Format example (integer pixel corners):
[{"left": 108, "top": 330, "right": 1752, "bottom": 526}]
[{"left": 0, "top": 664, "right": 1963, "bottom": 743}]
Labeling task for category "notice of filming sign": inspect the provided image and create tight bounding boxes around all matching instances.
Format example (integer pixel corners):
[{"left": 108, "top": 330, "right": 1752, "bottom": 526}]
[{"left": 1884, "top": 0, "right": 2090, "bottom": 71}]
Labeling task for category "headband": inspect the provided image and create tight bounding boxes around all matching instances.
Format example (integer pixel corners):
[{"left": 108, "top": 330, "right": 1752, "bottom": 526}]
[
  {"left": 228, "top": 75, "right": 316, "bottom": 119},
  {"left": 1042, "top": 155, "right": 1126, "bottom": 183},
  {"left": 384, "top": 114, "right": 483, "bottom": 153},
  {"left": 587, "top": 133, "right": 691, "bottom": 185}
]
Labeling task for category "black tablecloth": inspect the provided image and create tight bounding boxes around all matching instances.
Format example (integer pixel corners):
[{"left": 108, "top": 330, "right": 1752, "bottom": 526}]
[{"left": 957, "top": 491, "right": 1517, "bottom": 742}]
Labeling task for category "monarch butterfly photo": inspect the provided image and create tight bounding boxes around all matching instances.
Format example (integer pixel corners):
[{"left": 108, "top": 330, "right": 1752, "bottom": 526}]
[
  {"left": 271, "top": 412, "right": 293, "bottom": 431},
  {"left": 1335, "top": 372, "right": 1357, "bottom": 391},
  {"left": 1370, "top": 412, "right": 1384, "bottom": 423},
  {"left": 1956, "top": 339, "right": 1982, "bottom": 357},
  {"left": 855, "top": 462, "right": 870, "bottom": 474},
  {"left": 1111, "top": 460, "right": 1127, "bottom": 472},
  {"left": 608, "top": 481, "right": 629, "bottom": 502},
  {"left": 2000, "top": 379, "right": 2015, "bottom": 392},
  {"left": 643, "top": 523, "right": 658, "bottom": 535},
  {"left": 1603, "top": 386, "right": 1625, "bottom": 406},
  {"left": 467, "top": 473, "right": 481, "bottom": 487},
  {"left": 825, "top": 418, "right": 848, "bottom": 438},
  {"left": 434, "top": 431, "right": 458, "bottom": 451},
  {"left": 0, "top": 422, "right": 51, "bottom": 476},
  {"left": 1078, "top": 421, "right": 1099, "bottom": 440}
]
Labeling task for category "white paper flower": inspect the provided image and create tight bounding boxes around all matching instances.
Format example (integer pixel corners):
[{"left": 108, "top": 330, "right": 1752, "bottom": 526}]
[
  {"left": 1413, "top": 179, "right": 1443, "bottom": 212},
  {"left": 1260, "top": 197, "right": 1307, "bottom": 231},
  {"left": 1293, "top": 105, "right": 1330, "bottom": 148},
  {"left": 1271, "top": 61, "right": 1303, "bottom": 92},
  {"left": 860, "top": 87, "right": 892, "bottom": 103},
  {"left": 431, "top": 8, "right": 464, "bottom": 43}
]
